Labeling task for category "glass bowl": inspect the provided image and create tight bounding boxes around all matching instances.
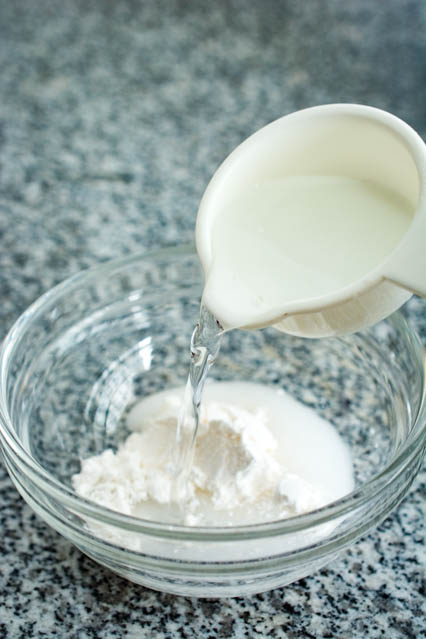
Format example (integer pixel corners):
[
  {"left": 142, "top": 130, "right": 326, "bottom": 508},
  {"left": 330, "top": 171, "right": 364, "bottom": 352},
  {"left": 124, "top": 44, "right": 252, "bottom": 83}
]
[{"left": 0, "top": 246, "right": 425, "bottom": 598}]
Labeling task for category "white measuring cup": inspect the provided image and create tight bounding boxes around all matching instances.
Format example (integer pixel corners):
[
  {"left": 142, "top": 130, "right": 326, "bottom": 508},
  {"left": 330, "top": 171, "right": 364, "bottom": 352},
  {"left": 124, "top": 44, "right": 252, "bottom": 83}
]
[{"left": 196, "top": 104, "right": 426, "bottom": 337}]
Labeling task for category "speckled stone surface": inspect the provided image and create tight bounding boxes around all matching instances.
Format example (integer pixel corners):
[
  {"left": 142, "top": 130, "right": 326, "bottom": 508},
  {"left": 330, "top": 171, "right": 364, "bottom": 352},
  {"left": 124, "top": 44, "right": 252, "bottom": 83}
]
[{"left": 0, "top": 1, "right": 425, "bottom": 637}]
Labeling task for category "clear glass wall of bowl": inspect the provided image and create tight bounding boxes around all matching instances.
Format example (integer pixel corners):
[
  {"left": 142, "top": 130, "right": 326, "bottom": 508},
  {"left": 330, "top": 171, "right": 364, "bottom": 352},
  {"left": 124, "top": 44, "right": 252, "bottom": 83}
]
[{"left": 0, "top": 247, "right": 424, "bottom": 596}]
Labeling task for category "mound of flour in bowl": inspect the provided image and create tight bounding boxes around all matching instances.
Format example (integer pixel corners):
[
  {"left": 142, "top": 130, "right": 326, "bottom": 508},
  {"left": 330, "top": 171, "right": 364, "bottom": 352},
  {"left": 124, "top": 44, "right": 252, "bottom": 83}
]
[{"left": 72, "top": 382, "right": 354, "bottom": 527}]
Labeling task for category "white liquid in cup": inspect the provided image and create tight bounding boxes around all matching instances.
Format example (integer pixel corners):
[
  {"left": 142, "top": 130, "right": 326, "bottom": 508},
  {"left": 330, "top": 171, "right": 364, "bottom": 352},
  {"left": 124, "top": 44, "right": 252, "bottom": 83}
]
[{"left": 202, "top": 175, "right": 413, "bottom": 331}]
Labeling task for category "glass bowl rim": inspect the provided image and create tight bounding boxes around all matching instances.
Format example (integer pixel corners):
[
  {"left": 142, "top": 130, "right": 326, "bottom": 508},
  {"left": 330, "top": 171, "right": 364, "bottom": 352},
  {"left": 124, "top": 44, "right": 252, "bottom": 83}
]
[{"left": 0, "top": 245, "right": 425, "bottom": 542}]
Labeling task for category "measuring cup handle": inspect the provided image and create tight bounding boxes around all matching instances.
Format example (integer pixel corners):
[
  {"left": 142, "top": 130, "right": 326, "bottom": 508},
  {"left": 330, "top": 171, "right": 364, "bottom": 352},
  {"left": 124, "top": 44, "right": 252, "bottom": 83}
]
[{"left": 384, "top": 206, "right": 426, "bottom": 297}]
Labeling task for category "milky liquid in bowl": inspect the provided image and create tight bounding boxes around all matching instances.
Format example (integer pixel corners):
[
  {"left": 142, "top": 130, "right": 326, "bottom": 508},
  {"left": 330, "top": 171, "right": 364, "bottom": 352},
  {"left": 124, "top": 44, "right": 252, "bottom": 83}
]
[{"left": 72, "top": 381, "right": 355, "bottom": 528}]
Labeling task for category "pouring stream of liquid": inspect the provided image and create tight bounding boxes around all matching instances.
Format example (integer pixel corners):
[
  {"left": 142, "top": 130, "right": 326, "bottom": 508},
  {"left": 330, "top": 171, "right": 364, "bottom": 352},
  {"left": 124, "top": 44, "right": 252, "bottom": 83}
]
[{"left": 172, "top": 305, "right": 224, "bottom": 503}]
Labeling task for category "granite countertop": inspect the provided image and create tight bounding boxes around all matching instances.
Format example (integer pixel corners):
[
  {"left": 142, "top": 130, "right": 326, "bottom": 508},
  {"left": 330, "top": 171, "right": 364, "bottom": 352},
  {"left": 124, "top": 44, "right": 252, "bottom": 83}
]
[{"left": 0, "top": 1, "right": 425, "bottom": 637}]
